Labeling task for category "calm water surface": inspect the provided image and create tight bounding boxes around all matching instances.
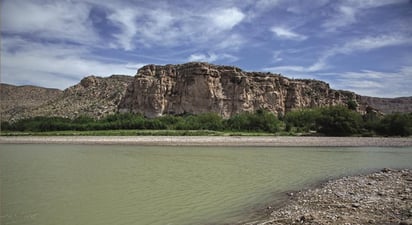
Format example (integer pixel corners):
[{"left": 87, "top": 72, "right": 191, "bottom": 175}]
[{"left": 1, "top": 144, "right": 412, "bottom": 225}]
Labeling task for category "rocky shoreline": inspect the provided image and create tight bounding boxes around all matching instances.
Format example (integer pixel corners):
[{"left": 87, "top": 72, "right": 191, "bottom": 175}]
[
  {"left": 1, "top": 136, "right": 412, "bottom": 147},
  {"left": 243, "top": 168, "right": 412, "bottom": 225}
]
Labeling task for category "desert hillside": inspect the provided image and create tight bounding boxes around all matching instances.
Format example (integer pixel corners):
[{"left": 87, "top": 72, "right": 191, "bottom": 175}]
[{"left": 1, "top": 62, "right": 411, "bottom": 121}]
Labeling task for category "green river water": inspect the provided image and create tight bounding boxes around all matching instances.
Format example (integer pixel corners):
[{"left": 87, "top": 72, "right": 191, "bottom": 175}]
[{"left": 1, "top": 144, "right": 412, "bottom": 225}]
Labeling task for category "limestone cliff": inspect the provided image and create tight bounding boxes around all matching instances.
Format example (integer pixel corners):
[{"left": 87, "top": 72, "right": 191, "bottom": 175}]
[
  {"left": 2, "top": 62, "right": 411, "bottom": 121},
  {"left": 118, "top": 62, "right": 360, "bottom": 118}
]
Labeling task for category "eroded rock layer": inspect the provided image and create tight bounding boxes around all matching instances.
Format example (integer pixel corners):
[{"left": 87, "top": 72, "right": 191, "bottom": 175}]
[
  {"left": 2, "top": 62, "right": 411, "bottom": 121},
  {"left": 118, "top": 62, "right": 359, "bottom": 118}
]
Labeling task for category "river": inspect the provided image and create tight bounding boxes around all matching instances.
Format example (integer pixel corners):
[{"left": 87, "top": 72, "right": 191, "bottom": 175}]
[{"left": 1, "top": 144, "right": 412, "bottom": 225}]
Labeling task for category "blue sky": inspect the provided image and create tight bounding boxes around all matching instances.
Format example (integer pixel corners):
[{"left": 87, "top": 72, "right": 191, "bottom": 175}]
[{"left": 1, "top": 0, "right": 412, "bottom": 97}]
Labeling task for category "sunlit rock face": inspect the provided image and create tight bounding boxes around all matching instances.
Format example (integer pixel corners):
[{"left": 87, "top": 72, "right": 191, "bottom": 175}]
[
  {"left": 118, "top": 62, "right": 359, "bottom": 118},
  {"left": 3, "top": 62, "right": 410, "bottom": 121}
]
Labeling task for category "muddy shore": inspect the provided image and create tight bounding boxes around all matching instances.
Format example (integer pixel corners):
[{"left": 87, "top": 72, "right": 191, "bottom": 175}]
[
  {"left": 242, "top": 168, "right": 412, "bottom": 225},
  {"left": 0, "top": 136, "right": 411, "bottom": 146}
]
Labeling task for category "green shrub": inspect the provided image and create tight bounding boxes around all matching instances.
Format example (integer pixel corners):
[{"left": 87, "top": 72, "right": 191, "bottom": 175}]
[
  {"left": 315, "top": 106, "right": 363, "bottom": 136},
  {"left": 225, "top": 109, "right": 280, "bottom": 133},
  {"left": 284, "top": 109, "right": 321, "bottom": 132},
  {"left": 375, "top": 113, "right": 412, "bottom": 137}
]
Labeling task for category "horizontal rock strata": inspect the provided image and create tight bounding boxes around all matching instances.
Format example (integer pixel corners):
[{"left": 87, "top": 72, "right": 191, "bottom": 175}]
[
  {"left": 119, "top": 62, "right": 359, "bottom": 118},
  {"left": 1, "top": 62, "right": 411, "bottom": 121}
]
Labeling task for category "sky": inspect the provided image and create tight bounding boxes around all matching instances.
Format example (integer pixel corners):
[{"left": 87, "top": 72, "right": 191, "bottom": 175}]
[{"left": 1, "top": 0, "right": 412, "bottom": 97}]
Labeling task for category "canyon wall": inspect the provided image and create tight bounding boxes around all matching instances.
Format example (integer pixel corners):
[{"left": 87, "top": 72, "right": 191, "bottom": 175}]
[
  {"left": 118, "top": 62, "right": 359, "bottom": 118},
  {"left": 2, "top": 62, "right": 411, "bottom": 121}
]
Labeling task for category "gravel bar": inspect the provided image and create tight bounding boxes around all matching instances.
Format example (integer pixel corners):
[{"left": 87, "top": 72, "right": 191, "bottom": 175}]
[
  {"left": 243, "top": 168, "right": 412, "bottom": 225},
  {"left": 1, "top": 136, "right": 412, "bottom": 147}
]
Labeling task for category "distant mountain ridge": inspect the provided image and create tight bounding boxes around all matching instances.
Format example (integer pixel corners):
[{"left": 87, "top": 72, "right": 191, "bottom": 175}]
[
  {"left": 1, "top": 83, "right": 63, "bottom": 121},
  {"left": 1, "top": 75, "right": 133, "bottom": 121},
  {"left": 1, "top": 62, "right": 411, "bottom": 121}
]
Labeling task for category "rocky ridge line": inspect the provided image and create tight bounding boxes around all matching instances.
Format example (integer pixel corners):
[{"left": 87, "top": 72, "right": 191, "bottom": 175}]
[
  {"left": 1, "top": 75, "right": 133, "bottom": 121},
  {"left": 1, "top": 84, "right": 63, "bottom": 121},
  {"left": 119, "top": 62, "right": 360, "bottom": 118},
  {"left": 1, "top": 62, "right": 412, "bottom": 121}
]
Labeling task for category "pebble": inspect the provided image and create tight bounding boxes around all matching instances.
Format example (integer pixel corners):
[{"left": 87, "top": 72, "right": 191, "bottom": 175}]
[
  {"left": 399, "top": 219, "right": 412, "bottom": 225},
  {"left": 351, "top": 203, "right": 360, "bottom": 208}
]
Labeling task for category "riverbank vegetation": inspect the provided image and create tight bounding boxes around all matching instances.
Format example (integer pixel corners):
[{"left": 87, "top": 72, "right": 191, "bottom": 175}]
[{"left": 1, "top": 106, "right": 411, "bottom": 136}]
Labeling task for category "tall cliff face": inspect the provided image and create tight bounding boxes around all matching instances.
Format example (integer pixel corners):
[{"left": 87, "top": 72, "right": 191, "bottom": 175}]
[
  {"left": 118, "top": 62, "right": 359, "bottom": 118},
  {"left": 3, "top": 62, "right": 411, "bottom": 122}
]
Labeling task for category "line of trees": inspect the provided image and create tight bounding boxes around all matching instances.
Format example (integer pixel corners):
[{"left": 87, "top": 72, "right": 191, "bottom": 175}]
[
  {"left": 284, "top": 106, "right": 412, "bottom": 136},
  {"left": 1, "top": 106, "right": 411, "bottom": 136},
  {"left": 1, "top": 109, "right": 281, "bottom": 133}
]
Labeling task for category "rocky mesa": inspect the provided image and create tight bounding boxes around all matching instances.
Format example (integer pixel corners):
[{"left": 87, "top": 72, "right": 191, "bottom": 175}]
[
  {"left": 118, "top": 62, "right": 411, "bottom": 118},
  {"left": 1, "top": 62, "right": 412, "bottom": 121}
]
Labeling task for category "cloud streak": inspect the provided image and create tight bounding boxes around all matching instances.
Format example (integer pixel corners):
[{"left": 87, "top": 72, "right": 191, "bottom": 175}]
[
  {"left": 1, "top": 0, "right": 98, "bottom": 45},
  {"left": 266, "top": 34, "right": 412, "bottom": 74},
  {"left": 332, "top": 67, "right": 412, "bottom": 97},
  {"left": 208, "top": 8, "right": 245, "bottom": 30},
  {"left": 322, "top": 0, "right": 408, "bottom": 31},
  {"left": 187, "top": 52, "right": 238, "bottom": 63},
  {"left": 99, "top": 3, "right": 246, "bottom": 50},
  {"left": 270, "top": 26, "right": 307, "bottom": 41},
  {"left": 1, "top": 37, "right": 139, "bottom": 89}
]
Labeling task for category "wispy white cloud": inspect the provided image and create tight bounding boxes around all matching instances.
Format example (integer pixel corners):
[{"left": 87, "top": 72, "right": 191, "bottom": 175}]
[
  {"left": 262, "top": 66, "right": 412, "bottom": 97},
  {"left": 264, "top": 32, "right": 412, "bottom": 97},
  {"left": 207, "top": 7, "right": 245, "bottom": 30},
  {"left": 101, "top": 3, "right": 246, "bottom": 51},
  {"left": 215, "top": 34, "right": 246, "bottom": 50},
  {"left": 266, "top": 34, "right": 412, "bottom": 74},
  {"left": 322, "top": 5, "right": 356, "bottom": 32},
  {"left": 332, "top": 67, "right": 412, "bottom": 97},
  {"left": 188, "top": 53, "right": 218, "bottom": 62},
  {"left": 107, "top": 8, "right": 140, "bottom": 50},
  {"left": 1, "top": 0, "right": 248, "bottom": 52},
  {"left": 284, "top": 0, "right": 329, "bottom": 14},
  {"left": 245, "top": 0, "right": 281, "bottom": 19},
  {"left": 264, "top": 61, "right": 327, "bottom": 74},
  {"left": 272, "top": 51, "right": 283, "bottom": 62},
  {"left": 312, "top": 35, "right": 412, "bottom": 71},
  {"left": 334, "top": 35, "right": 412, "bottom": 54},
  {"left": 188, "top": 52, "right": 238, "bottom": 63},
  {"left": 1, "top": 0, "right": 98, "bottom": 45},
  {"left": 322, "top": 0, "right": 408, "bottom": 31},
  {"left": 255, "top": 0, "right": 281, "bottom": 11},
  {"left": 0, "top": 37, "right": 139, "bottom": 89},
  {"left": 270, "top": 26, "right": 307, "bottom": 41}
]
